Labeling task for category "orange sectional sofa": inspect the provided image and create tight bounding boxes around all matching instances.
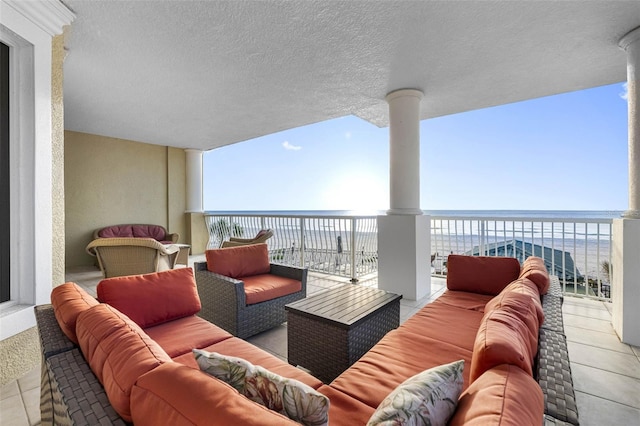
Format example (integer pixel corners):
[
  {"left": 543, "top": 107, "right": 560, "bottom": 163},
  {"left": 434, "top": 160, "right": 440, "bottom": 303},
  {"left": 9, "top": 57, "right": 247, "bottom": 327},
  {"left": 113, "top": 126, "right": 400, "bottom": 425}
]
[{"left": 36, "top": 255, "right": 576, "bottom": 425}]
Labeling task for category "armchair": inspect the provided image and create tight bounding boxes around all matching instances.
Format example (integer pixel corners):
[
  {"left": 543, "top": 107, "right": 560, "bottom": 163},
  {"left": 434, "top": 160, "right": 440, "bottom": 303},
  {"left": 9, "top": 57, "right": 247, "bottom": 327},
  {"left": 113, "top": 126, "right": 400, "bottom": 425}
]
[
  {"left": 86, "top": 237, "right": 180, "bottom": 278},
  {"left": 194, "top": 243, "right": 307, "bottom": 338},
  {"left": 220, "top": 229, "right": 273, "bottom": 248}
]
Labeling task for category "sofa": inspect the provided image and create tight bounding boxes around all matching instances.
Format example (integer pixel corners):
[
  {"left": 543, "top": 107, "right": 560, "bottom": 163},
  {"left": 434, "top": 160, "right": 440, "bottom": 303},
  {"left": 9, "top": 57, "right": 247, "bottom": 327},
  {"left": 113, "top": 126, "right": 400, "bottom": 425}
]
[
  {"left": 93, "top": 224, "right": 179, "bottom": 244},
  {"left": 36, "top": 256, "right": 578, "bottom": 425}
]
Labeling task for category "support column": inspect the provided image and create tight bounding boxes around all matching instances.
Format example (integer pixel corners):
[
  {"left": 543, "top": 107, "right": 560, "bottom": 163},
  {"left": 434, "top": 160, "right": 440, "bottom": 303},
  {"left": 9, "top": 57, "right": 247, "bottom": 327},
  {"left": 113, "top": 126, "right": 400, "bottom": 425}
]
[
  {"left": 612, "top": 26, "right": 640, "bottom": 346},
  {"left": 378, "top": 89, "right": 431, "bottom": 301},
  {"left": 185, "top": 149, "right": 203, "bottom": 213}
]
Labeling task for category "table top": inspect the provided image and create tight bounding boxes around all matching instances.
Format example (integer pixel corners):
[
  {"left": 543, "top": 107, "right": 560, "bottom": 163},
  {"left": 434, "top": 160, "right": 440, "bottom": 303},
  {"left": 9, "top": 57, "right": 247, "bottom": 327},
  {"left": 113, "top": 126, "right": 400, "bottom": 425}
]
[{"left": 285, "top": 284, "right": 402, "bottom": 329}]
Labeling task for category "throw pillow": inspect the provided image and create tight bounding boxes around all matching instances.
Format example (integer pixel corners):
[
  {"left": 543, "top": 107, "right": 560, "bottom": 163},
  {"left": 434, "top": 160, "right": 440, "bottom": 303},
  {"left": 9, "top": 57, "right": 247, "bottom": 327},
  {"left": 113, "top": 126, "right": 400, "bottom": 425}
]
[
  {"left": 367, "top": 359, "right": 464, "bottom": 426},
  {"left": 194, "top": 349, "right": 329, "bottom": 426}
]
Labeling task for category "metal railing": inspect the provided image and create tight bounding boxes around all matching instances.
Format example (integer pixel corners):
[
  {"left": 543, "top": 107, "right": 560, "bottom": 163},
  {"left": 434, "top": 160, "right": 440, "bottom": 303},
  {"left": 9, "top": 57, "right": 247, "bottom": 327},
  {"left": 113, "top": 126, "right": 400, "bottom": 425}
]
[{"left": 204, "top": 212, "right": 613, "bottom": 300}]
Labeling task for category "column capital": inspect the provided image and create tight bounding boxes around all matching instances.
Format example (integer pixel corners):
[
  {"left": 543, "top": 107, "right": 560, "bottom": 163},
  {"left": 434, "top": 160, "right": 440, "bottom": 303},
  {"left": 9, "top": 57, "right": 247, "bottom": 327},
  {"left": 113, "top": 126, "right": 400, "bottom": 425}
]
[
  {"left": 184, "top": 148, "right": 204, "bottom": 154},
  {"left": 619, "top": 26, "right": 640, "bottom": 51},
  {"left": 385, "top": 89, "right": 424, "bottom": 103}
]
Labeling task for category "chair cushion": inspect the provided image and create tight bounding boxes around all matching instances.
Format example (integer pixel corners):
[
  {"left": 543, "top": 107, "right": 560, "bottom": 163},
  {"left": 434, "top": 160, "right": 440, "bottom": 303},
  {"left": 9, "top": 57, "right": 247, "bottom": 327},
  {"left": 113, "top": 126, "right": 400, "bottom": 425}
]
[
  {"left": 75, "top": 304, "right": 172, "bottom": 421},
  {"left": 241, "top": 274, "right": 302, "bottom": 305},
  {"left": 144, "top": 316, "right": 233, "bottom": 358},
  {"left": 132, "top": 224, "right": 167, "bottom": 241},
  {"left": 518, "top": 256, "right": 550, "bottom": 294},
  {"left": 448, "top": 364, "right": 544, "bottom": 425},
  {"left": 98, "top": 225, "right": 134, "bottom": 238},
  {"left": 50, "top": 282, "right": 99, "bottom": 344},
  {"left": 316, "top": 385, "right": 375, "bottom": 426},
  {"left": 97, "top": 267, "right": 201, "bottom": 328},
  {"left": 446, "top": 255, "right": 521, "bottom": 296},
  {"left": 206, "top": 243, "right": 271, "bottom": 278}
]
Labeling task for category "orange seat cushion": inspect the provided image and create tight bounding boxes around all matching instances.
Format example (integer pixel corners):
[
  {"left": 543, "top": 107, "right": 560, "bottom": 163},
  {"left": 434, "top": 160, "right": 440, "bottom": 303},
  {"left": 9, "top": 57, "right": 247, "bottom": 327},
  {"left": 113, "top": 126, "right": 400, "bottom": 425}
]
[
  {"left": 433, "top": 290, "right": 494, "bottom": 312},
  {"left": 144, "top": 315, "right": 233, "bottom": 358},
  {"left": 50, "top": 282, "right": 99, "bottom": 344},
  {"left": 519, "top": 256, "right": 550, "bottom": 294},
  {"left": 205, "top": 243, "right": 271, "bottom": 278},
  {"left": 470, "top": 307, "right": 536, "bottom": 383},
  {"left": 446, "top": 255, "right": 521, "bottom": 296},
  {"left": 172, "top": 337, "right": 323, "bottom": 390},
  {"left": 317, "top": 385, "right": 375, "bottom": 426},
  {"left": 241, "top": 274, "right": 302, "bottom": 305},
  {"left": 75, "top": 304, "right": 171, "bottom": 421},
  {"left": 449, "top": 364, "right": 544, "bottom": 425},
  {"left": 97, "top": 267, "right": 201, "bottom": 328},
  {"left": 131, "top": 362, "right": 297, "bottom": 426}
]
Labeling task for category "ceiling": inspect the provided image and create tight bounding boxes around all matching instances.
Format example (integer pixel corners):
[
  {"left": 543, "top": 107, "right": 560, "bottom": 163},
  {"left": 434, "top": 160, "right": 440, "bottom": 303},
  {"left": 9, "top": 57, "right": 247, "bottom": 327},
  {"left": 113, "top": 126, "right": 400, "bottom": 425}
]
[{"left": 61, "top": 1, "right": 640, "bottom": 151}]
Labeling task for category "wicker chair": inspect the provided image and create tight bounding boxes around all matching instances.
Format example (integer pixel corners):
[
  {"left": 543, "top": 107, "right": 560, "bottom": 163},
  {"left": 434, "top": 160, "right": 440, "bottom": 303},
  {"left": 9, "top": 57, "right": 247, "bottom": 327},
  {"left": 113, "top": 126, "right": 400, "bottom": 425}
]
[
  {"left": 86, "top": 238, "right": 180, "bottom": 278},
  {"left": 221, "top": 229, "right": 273, "bottom": 248},
  {"left": 194, "top": 261, "right": 307, "bottom": 338}
]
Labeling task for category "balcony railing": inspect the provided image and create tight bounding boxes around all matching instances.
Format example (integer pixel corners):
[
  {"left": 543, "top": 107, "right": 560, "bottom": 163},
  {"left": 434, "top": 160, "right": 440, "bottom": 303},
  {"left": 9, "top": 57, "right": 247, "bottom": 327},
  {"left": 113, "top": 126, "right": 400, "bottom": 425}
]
[{"left": 204, "top": 211, "right": 613, "bottom": 301}]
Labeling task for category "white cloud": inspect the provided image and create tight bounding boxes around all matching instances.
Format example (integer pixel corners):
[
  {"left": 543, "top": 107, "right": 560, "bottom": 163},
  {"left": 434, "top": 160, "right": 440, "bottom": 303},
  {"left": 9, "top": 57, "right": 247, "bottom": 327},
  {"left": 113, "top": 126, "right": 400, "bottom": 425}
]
[
  {"left": 620, "top": 82, "right": 628, "bottom": 101},
  {"left": 282, "top": 141, "right": 302, "bottom": 151}
]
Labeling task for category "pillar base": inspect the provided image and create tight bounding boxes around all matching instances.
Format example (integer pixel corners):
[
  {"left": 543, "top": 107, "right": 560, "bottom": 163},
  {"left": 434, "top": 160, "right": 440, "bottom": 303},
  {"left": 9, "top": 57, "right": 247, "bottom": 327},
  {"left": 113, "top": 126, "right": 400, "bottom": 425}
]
[
  {"left": 612, "top": 218, "right": 640, "bottom": 346},
  {"left": 377, "top": 214, "right": 431, "bottom": 301}
]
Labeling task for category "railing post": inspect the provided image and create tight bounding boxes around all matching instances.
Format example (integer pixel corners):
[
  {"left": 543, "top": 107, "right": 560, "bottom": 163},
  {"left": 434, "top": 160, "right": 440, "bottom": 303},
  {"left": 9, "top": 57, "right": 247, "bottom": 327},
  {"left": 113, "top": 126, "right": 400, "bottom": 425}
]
[
  {"left": 479, "top": 220, "right": 486, "bottom": 256},
  {"left": 350, "top": 218, "right": 357, "bottom": 283},
  {"left": 299, "top": 217, "right": 305, "bottom": 268}
]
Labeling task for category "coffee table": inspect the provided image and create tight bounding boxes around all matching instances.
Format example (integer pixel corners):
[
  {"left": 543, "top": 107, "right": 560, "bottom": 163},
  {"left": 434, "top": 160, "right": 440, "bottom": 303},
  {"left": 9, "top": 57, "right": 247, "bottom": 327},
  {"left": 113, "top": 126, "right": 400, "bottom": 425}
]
[{"left": 285, "top": 284, "right": 402, "bottom": 382}]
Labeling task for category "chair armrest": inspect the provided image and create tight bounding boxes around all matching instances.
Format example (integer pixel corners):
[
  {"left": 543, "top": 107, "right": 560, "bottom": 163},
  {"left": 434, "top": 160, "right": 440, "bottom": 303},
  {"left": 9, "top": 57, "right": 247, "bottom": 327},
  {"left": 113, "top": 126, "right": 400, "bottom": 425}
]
[
  {"left": 167, "top": 233, "right": 180, "bottom": 243},
  {"left": 86, "top": 237, "right": 179, "bottom": 256},
  {"left": 194, "top": 262, "right": 248, "bottom": 308},
  {"left": 221, "top": 240, "right": 257, "bottom": 248},
  {"left": 269, "top": 263, "right": 308, "bottom": 294},
  {"left": 228, "top": 236, "right": 257, "bottom": 243}
]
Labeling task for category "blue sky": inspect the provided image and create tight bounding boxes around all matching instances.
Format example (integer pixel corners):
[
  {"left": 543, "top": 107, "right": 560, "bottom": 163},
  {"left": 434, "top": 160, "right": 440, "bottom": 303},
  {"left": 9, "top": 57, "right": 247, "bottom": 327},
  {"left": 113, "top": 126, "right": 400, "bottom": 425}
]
[{"left": 203, "top": 83, "right": 629, "bottom": 212}]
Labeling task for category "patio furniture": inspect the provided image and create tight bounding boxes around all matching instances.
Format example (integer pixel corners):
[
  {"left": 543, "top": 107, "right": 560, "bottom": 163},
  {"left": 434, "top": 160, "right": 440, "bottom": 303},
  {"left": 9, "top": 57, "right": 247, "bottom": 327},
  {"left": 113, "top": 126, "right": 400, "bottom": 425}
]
[
  {"left": 194, "top": 243, "right": 307, "bottom": 338},
  {"left": 220, "top": 228, "right": 273, "bottom": 248},
  {"left": 86, "top": 237, "right": 180, "bottom": 278},
  {"left": 93, "top": 224, "right": 179, "bottom": 243},
  {"left": 173, "top": 243, "right": 191, "bottom": 266},
  {"left": 286, "top": 284, "right": 402, "bottom": 382}
]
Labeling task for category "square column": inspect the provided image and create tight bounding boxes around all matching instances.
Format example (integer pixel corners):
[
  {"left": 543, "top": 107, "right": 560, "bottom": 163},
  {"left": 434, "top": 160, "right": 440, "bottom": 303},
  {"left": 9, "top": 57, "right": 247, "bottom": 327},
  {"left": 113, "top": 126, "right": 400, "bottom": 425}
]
[
  {"left": 377, "top": 215, "right": 431, "bottom": 301},
  {"left": 612, "top": 218, "right": 640, "bottom": 346}
]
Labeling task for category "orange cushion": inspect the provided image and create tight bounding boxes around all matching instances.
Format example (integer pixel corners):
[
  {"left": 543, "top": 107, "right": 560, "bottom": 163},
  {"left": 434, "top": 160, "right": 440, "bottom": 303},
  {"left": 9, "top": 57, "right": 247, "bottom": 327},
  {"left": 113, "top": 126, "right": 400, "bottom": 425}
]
[
  {"left": 446, "top": 255, "right": 521, "bottom": 295},
  {"left": 449, "top": 364, "right": 544, "bottom": 425},
  {"left": 519, "top": 256, "right": 550, "bottom": 294},
  {"left": 317, "top": 385, "right": 375, "bottom": 426},
  {"left": 97, "top": 267, "right": 201, "bottom": 328},
  {"left": 50, "top": 282, "right": 99, "bottom": 344},
  {"left": 131, "top": 362, "right": 297, "bottom": 426},
  {"left": 500, "top": 278, "right": 544, "bottom": 326},
  {"left": 484, "top": 291, "right": 540, "bottom": 355},
  {"left": 205, "top": 243, "right": 271, "bottom": 278},
  {"left": 241, "top": 274, "right": 302, "bottom": 305},
  {"left": 75, "top": 304, "right": 171, "bottom": 421},
  {"left": 144, "top": 316, "right": 233, "bottom": 358},
  {"left": 469, "top": 307, "right": 536, "bottom": 383},
  {"left": 432, "top": 290, "right": 494, "bottom": 312},
  {"left": 173, "top": 337, "right": 323, "bottom": 390}
]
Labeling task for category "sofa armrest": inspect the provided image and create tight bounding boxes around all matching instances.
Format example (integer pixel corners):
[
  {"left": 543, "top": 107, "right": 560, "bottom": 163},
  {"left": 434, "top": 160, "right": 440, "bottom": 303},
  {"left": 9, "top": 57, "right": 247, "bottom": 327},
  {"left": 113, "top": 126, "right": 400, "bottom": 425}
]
[{"left": 166, "top": 232, "right": 179, "bottom": 243}]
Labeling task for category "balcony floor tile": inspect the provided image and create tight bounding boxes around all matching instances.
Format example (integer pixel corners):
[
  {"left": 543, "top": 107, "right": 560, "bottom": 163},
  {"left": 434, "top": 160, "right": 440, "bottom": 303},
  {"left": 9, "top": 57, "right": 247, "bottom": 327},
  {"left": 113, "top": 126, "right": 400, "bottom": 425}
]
[
  {"left": 571, "top": 362, "right": 640, "bottom": 409},
  {"left": 567, "top": 341, "right": 640, "bottom": 379},
  {"left": 575, "top": 390, "right": 640, "bottom": 426}
]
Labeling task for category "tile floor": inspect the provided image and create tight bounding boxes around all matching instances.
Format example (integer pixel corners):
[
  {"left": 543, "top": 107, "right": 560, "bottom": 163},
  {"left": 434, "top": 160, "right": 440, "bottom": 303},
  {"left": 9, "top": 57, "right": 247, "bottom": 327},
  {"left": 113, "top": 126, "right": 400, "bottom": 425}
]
[{"left": 2, "top": 258, "right": 639, "bottom": 425}]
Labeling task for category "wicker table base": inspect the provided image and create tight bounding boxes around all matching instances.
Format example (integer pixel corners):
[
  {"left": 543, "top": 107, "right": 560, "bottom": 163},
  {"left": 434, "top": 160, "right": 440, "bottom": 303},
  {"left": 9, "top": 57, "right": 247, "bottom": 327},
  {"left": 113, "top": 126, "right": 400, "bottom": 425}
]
[{"left": 286, "top": 284, "right": 401, "bottom": 383}]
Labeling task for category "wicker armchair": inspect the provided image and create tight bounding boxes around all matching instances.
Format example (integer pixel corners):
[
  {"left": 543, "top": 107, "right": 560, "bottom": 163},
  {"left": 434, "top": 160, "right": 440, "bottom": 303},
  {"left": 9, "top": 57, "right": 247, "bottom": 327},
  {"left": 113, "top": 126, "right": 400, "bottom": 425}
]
[
  {"left": 86, "top": 238, "right": 180, "bottom": 278},
  {"left": 194, "top": 261, "right": 307, "bottom": 338},
  {"left": 93, "top": 224, "right": 179, "bottom": 243},
  {"left": 221, "top": 229, "right": 273, "bottom": 248}
]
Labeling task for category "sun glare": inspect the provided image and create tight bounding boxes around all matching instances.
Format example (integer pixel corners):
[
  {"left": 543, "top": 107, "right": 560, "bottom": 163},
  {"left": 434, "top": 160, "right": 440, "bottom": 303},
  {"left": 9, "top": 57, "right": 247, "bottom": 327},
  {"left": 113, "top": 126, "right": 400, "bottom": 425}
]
[{"left": 321, "top": 173, "right": 387, "bottom": 212}]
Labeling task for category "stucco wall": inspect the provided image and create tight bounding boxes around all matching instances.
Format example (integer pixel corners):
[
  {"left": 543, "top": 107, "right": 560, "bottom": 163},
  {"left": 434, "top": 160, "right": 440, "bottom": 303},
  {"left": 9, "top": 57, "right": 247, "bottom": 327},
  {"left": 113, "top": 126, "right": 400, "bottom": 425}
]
[{"left": 65, "top": 132, "right": 187, "bottom": 267}]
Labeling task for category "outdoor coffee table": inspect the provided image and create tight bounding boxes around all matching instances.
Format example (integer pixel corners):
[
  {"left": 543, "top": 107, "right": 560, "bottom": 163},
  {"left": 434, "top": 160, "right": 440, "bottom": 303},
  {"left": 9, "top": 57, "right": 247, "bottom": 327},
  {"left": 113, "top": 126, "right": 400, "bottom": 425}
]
[{"left": 285, "top": 284, "right": 402, "bottom": 383}]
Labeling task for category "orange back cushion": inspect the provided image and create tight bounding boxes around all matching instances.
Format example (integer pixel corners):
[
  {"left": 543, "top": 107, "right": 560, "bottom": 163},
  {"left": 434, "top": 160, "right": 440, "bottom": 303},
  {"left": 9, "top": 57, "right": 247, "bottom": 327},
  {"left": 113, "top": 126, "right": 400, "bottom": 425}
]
[
  {"left": 448, "top": 364, "right": 544, "bottom": 425},
  {"left": 518, "top": 256, "right": 550, "bottom": 294},
  {"left": 205, "top": 243, "right": 271, "bottom": 278},
  {"left": 50, "top": 282, "right": 99, "bottom": 344},
  {"left": 97, "top": 267, "right": 201, "bottom": 328},
  {"left": 446, "top": 255, "right": 521, "bottom": 295},
  {"left": 500, "top": 278, "right": 544, "bottom": 326},
  {"left": 469, "top": 307, "right": 537, "bottom": 382},
  {"left": 484, "top": 290, "right": 540, "bottom": 355},
  {"left": 75, "top": 304, "right": 172, "bottom": 421}
]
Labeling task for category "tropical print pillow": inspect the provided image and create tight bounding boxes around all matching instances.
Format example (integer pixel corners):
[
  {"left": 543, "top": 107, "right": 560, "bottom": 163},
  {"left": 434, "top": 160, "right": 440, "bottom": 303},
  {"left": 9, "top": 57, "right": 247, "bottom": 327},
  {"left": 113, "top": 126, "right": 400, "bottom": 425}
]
[
  {"left": 193, "top": 349, "right": 329, "bottom": 426},
  {"left": 367, "top": 359, "right": 464, "bottom": 426}
]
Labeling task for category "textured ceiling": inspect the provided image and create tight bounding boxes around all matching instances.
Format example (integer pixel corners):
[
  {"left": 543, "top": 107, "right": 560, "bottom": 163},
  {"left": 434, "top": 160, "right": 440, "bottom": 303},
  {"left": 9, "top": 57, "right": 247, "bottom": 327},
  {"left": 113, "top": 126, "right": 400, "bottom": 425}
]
[{"left": 61, "top": 1, "right": 640, "bottom": 151}]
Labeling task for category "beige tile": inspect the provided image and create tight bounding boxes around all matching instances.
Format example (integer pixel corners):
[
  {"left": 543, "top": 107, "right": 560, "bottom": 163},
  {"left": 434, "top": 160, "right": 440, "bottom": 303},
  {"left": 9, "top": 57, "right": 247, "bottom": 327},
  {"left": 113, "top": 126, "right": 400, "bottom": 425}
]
[
  {"left": 563, "top": 296, "right": 608, "bottom": 310},
  {"left": 0, "top": 393, "right": 29, "bottom": 425},
  {"left": 22, "top": 387, "right": 40, "bottom": 426},
  {"left": 562, "top": 303, "right": 612, "bottom": 321},
  {"left": 567, "top": 341, "right": 640, "bottom": 379},
  {"left": 0, "top": 381, "right": 20, "bottom": 400},
  {"left": 17, "top": 368, "right": 39, "bottom": 393},
  {"left": 565, "top": 325, "right": 635, "bottom": 355},
  {"left": 571, "top": 362, "right": 640, "bottom": 409},
  {"left": 400, "top": 305, "right": 419, "bottom": 324},
  {"left": 563, "top": 313, "right": 615, "bottom": 334},
  {"left": 632, "top": 345, "right": 640, "bottom": 360},
  {"left": 575, "top": 390, "right": 640, "bottom": 426}
]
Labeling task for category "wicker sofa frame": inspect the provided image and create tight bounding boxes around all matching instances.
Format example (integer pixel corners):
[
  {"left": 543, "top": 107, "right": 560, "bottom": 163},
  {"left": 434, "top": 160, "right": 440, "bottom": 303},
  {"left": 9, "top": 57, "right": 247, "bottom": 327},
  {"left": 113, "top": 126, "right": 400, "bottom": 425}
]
[
  {"left": 193, "top": 261, "right": 307, "bottom": 339},
  {"left": 34, "top": 275, "right": 578, "bottom": 425}
]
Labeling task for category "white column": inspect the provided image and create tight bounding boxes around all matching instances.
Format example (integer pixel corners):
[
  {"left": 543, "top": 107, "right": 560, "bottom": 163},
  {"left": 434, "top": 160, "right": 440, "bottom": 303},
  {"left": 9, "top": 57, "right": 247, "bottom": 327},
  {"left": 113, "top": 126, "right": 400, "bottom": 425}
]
[
  {"left": 378, "top": 89, "right": 431, "bottom": 301},
  {"left": 386, "top": 89, "right": 424, "bottom": 215},
  {"left": 185, "top": 149, "right": 203, "bottom": 213},
  {"left": 620, "top": 26, "right": 640, "bottom": 219},
  {"left": 612, "top": 27, "right": 640, "bottom": 346}
]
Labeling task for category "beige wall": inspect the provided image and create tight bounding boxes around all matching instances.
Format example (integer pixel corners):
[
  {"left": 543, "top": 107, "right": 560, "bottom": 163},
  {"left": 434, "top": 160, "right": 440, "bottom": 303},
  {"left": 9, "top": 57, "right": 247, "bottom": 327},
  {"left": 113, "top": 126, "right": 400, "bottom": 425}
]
[{"left": 65, "top": 132, "right": 187, "bottom": 267}]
